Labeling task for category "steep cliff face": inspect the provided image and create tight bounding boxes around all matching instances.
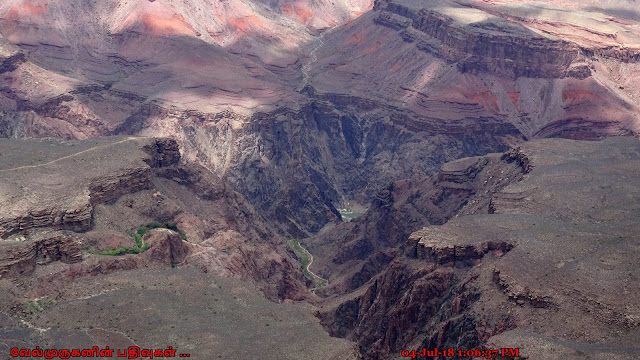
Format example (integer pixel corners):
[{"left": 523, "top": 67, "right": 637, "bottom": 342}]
[
  {"left": 372, "top": 0, "right": 640, "bottom": 77},
  {"left": 175, "top": 97, "right": 523, "bottom": 236},
  {"left": 307, "top": 147, "right": 528, "bottom": 297},
  {"left": 313, "top": 137, "right": 640, "bottom": 359},
  {"left": 0, "top": 232, "right": 82, "bottom": 278},
  {"left": 48, "top": 83, "right": 517, "bottom": 236},
  {"left": 319, "top": 259, "right": 515, "bottom": 359},
  {"left": 305, "top": 148, "right": 531, "bottom": 357},
  {"left": 307, "top": 0, "right": 640, "bottom": 142},
  {"left": 375, "top": 1, "right": 589, "bottom": 79},
  {"left": 0, "top": 36, "right": 525, "bottom": 236},
  {"left": 0, "top": 137, "right": 178, "bottom": 238},
  {"left": 0, "top": 1, "right": 639, "bottom": 358}
]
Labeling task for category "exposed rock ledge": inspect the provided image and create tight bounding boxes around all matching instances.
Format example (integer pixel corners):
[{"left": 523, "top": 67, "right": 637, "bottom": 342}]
[
  {"left": 373, "top": 2, "right": 590, "bottom": 79},
  {"left": 0, "top": 137, "right": 181, "bottom": 278},
  {"left": 0, "top": 137, "right": 180, "bottom": 238},
  {"left": 0, "top": 231, "right": 82, "bottom": 278},
  {"left": 410, "top": 228, "right": 514, "bottom": 265},
  {"left": 316, "top": 137, "right": 640, "bottom": 359}
]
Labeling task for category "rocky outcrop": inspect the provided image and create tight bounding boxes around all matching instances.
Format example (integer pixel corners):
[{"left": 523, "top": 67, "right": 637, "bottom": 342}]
[
  {"left": 25, "top": 230, "right": 193, "bottom": 294},
  {"left": 88, "top": 168, "right": 152, "bottom": 205},
  {"left": 306, "top": 0, "right": 640, "bottom": 144},
  {"left": 0, "top": 202, "right": 93, "bottom": 238},
  {"left": 93, "top": 152, "right": 308, "bottom": 301},
  {"left": 492, "top": 269, "right": 555, "bottom": 309},
  {"left": 0, "top": 37, "right": 527, "bottom": 236},
  {"left": 307, "top": 148, "right": 528, "bottom": 298},
  {"left": 142, "top": 229, "right": 190, "bottom": 265},
  {"left": 0, "top": 51, "right": 24, "bottom": 74},
  {"left": 142, "top": 137, "right": 181, "bottom": 168},
  {"left": 532, "top": 117, "right": 636, "bottom": 140},
  {"left": 0, "top": 0, "right": 638, "bottom": 246},
  {"left": 0, "top": 232, "right": 82, "bottom": 278},
  {"left": 310, "top": 149, "right": 529, "bottom": 357},
  {"left": 0, "top": 136, "right": 310, "bottom": 302},
  {"left": 164, "top": 92, "right": 522, "bottom": 237},
  {"left": 412, "top": 236, "right": 513, "bottom": 265},
  {"left": 499, "top": 147, "right": 532, "bottom": 174},
  {"left": 0, "top": 138, "right": 187, "bottom": 283},
  {"left": 594, "top": 46, "right": 640, "bottom": 63},
  {"left": 319, "top": 260, "right": 512, "bottom": 359}
]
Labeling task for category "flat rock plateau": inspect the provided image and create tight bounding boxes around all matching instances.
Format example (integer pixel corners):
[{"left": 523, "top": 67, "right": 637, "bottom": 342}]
[{"left": 0, "top": 0, "right": 639, "bottom": 359}]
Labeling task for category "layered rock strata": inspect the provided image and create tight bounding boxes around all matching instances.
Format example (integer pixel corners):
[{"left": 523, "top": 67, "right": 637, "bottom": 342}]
[
  {"left": 0, "top": 137, "right": 308, "bottom": 301},
  {"left": 312, "top": 137, "right": 640, "bottom": 359},
  {"left": 306, "top": 145, "right": 529, "bottom": 298},
  {"left": 374, "top": 1, "right": 589, "bottom": 79},
  {"left": 0, "top": 137, "right": 179, "bottom": 238},
  {"left": 306, "top": 0, "right": 640, "bottom": 144},
  {"left": 2, "top": 0, "right": 640, "bottom": 240},
  {"left": 0, "top": 231, "right": 82, "bottom": 278}
]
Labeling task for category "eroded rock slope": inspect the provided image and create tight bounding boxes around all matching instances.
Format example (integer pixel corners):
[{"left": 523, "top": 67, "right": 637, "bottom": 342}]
[{"left": 309, "top": 137, "right": 640, "bottom": 359}]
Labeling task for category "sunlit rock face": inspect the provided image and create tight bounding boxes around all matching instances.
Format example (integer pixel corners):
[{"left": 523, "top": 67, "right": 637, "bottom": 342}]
[
  {"left": 0, "top": 0, "right": 639, "bottom": 238},
  {"left": 307, "top": 0, "right": 640, "bottom": 140}
]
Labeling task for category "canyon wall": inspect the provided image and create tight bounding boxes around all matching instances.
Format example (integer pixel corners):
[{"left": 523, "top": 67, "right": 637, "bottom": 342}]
[
  {"left": 375, "top": 1, "right": 589, "bottom": 79},
  {"left": 312, "top": 137, "right": 640, "bottom": 359}
]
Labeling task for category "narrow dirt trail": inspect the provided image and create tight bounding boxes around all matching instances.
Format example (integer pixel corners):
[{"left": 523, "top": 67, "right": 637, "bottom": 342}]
[{"left": 0, "top": 137, "right": 137, "bottom": 173}]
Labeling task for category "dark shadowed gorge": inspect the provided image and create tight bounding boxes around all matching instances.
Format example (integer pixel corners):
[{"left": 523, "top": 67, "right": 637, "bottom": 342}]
[{"left": 0, "top": 0, "right": 639, "bottom": 359}]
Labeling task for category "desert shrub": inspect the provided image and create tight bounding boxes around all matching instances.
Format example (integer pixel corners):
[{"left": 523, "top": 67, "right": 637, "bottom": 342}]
[
  {"left": 137, "top": 226, "right": 150, "bottom": 236},
  {"left": 133, "top": 233, "right": 143, "bottom": 247},
  {"left": 165, "top": 222, "right": 179, "bottom": 232},
  {"left": 94, "top": 221, "right": 188, "bottom": 257}
]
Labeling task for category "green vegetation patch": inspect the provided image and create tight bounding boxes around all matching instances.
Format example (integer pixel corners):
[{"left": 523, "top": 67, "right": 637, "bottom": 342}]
[
  {"left": 289, "top": 239, "right": 312, "bottom": 280},
  {"left": 26, "top": 296, "right": 54, "bottom": 314},
  {"left": 90, "top": 222, "right": 187, "bottom": 256},
  {"left": 288, "top": 239, "right": 327, "bottom": 288},
  {"left": 90, "top": 244, "right": 150, "bottom": 256}
]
